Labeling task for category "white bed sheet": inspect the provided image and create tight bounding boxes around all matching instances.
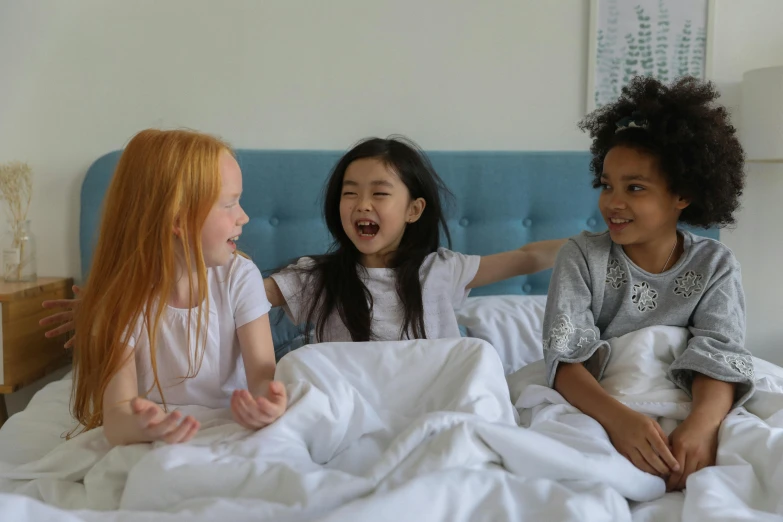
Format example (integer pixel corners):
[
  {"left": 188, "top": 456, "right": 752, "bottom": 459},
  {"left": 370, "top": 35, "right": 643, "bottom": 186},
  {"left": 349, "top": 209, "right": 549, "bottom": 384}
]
[
  {"left": 0, "top": 370, "right": 77, "bottom": 467},
  {"left": 0, "top": 332, "right": 781, "bottom": 521},
  {"left": 507, "top": 326, "right": 783, "bottom": 521}
]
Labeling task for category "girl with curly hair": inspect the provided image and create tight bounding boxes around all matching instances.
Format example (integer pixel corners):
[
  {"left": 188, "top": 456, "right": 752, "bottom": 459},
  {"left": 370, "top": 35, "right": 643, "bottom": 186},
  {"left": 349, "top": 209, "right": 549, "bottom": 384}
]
[{"left": 542, "top": 76, "right": 753, "bottom": 491}]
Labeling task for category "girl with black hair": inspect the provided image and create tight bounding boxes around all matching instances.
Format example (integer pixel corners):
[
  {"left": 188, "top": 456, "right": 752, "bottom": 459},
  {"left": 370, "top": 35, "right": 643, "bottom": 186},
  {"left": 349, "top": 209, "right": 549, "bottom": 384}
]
[
  {"left": 266, "top": 136, "right": 563, "bottom": 344},
  {"left": 543, "top": 76, "right": 752, "bottom": 491}
]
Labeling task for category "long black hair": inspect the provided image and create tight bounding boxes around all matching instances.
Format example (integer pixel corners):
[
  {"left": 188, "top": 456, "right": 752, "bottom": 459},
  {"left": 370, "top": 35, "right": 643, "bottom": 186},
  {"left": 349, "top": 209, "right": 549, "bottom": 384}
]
[{"left": 294, "top": 136, "right": 452, "bottom": 342}]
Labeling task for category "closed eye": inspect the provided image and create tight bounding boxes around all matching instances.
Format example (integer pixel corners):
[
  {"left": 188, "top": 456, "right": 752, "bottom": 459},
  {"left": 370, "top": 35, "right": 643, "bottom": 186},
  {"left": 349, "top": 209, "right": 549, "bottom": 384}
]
[
  {"left": 374, "top": 192, "right": 390, "bottom": 196},
  {"left": 342, "top": 191, "right": 357, "bottom": 196}
]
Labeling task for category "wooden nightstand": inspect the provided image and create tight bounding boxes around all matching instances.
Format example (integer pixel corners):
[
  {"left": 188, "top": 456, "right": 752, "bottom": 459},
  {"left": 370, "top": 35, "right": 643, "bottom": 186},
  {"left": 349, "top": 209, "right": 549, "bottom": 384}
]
[{"left": 0, "top": 277, "right": 73, "bottom": 426}]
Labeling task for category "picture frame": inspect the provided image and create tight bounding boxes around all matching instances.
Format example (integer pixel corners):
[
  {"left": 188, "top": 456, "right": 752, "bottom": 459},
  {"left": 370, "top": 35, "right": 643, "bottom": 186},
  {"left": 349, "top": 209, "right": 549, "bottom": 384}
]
[{"left": 586, "top": 0, "right": 716, "bottom": 113}]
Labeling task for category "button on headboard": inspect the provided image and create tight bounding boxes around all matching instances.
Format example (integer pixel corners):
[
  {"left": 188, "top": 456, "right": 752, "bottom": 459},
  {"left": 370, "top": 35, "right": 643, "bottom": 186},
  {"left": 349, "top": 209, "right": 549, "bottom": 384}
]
[{"left": 80, "top": 150, "right": 718, "bottom": 296}]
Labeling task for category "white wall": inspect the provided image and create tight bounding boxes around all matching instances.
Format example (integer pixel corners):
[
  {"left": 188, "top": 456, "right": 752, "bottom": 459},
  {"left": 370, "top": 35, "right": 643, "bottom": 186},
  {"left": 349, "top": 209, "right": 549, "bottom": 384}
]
[
  {"left": 0, "top": 0, "right": 590, "bottom": 281},
  {"left": 0, "top": 0, "right": 780, "bottom": 396},
  {"left": 711, "top": 0, "right": 783, "bottom": 365}
]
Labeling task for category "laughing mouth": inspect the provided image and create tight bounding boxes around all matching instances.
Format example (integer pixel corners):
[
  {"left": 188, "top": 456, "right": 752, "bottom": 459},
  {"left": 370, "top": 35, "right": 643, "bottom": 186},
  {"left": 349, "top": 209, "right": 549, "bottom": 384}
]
[{"left": 356, "top": 220, "right": 380, "bottom": 237}]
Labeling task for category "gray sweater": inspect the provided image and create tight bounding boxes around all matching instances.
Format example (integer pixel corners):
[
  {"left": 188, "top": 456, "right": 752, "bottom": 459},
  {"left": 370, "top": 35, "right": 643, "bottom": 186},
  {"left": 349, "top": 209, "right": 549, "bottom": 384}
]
[{"left": 543, "top": 230, "right": 755, "bottom": 407}]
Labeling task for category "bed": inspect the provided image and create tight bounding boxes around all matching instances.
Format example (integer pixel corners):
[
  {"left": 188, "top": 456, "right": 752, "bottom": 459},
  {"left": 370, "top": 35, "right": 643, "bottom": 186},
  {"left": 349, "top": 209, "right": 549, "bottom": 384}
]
[{"left": 0, "top": 148, "right": 780, "bottom": 521}]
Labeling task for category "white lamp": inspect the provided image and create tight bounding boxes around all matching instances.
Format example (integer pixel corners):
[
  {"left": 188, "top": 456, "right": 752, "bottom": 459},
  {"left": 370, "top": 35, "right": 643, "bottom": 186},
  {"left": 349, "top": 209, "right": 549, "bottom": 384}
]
[{"left": 739, "top": 66, "right": 783, "bottom": 163}]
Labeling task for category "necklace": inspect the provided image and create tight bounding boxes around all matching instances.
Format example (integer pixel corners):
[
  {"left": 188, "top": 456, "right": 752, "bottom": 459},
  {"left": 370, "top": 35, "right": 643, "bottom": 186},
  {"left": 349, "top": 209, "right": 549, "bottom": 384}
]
[{"left": 660, "top": 235, "right": 678, "bottom": 273}]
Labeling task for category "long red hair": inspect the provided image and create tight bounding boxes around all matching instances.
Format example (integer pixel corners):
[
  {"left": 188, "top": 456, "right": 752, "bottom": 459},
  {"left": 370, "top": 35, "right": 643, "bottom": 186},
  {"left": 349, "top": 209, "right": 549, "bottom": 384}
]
[{"left": 70, "top": 129, "right": 230, "bottom": 435}]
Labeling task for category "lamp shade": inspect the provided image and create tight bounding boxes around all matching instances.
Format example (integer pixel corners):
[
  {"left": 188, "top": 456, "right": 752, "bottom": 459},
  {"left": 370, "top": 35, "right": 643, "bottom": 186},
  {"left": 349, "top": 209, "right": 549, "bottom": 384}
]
[{"left": 739, "top": 66, "right": 783, "bottom": 162}]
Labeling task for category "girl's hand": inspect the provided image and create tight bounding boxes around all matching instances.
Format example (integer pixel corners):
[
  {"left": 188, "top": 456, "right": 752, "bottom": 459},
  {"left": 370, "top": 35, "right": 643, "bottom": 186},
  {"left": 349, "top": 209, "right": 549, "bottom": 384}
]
[
  {"left": 231, "top": 381, "right": 288, "bottom": 430},
  {"left": 603, "top": 405, "right": 680, "bottom": 477},
  {"left": 666, "top": 414, "right": 720, "bottom": 491},
  {"left": 40, "top": 285, "right": 81, "bottom": 348},
  {"left": 130, "top": 397, "right": 200, "bottom": 444}
]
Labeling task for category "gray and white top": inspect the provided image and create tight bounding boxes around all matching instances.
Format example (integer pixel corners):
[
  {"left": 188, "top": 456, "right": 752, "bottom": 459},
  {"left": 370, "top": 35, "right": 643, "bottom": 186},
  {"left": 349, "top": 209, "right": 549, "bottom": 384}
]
[{"left": 543, "top": 230, "right": 755, "bottom": 407}]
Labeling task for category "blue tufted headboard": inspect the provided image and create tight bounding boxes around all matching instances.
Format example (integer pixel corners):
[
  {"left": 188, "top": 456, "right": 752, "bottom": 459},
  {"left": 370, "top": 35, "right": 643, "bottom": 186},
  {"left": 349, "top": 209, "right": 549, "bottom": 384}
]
[{"left": 80, "top": 150, "right": 718, "bottom": 350}]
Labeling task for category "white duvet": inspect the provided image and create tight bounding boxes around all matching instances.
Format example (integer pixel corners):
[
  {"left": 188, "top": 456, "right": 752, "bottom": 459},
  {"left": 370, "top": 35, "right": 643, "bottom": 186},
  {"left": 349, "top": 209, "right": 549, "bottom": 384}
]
[{"left": 0, "top": 329, "right": 781, "bottom": 521}]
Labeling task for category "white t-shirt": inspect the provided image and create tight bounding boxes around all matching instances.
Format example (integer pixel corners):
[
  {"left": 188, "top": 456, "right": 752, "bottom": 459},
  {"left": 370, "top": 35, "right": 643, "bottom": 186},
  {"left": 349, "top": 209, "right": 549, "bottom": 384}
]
[
  {"left": 270, "top": 248, "right": 481, "bottom": 342},
  {"left": 129, "top": 255, "right": 271, "bottom": 408}
]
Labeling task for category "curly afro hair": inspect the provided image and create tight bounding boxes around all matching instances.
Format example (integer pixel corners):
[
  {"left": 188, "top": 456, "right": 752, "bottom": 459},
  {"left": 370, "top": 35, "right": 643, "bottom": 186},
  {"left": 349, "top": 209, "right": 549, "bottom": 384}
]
[{"left": 579, "top": 75, "right": 745, "bottom": 228}]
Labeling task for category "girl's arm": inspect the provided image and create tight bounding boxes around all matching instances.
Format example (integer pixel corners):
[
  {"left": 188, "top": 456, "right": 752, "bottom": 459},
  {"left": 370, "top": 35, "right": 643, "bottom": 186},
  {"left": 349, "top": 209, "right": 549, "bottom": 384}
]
[
  {"left": 237, "top": 313, "right": 276, "bottom": 396},
  {"left": 689, "top": 375, "right": 735, "bottom": 422},
  {"left": 233, "top": 313, "right": 287, "bottom": 429},
  {"left": 664, "top": 261, "right": 748, "bottom": 490},
  {"left": 102, "top": 349, "right": 199, "bottom": 446},
  {"left": 467, "top": 238, "right": 566, "bottom": 289},
  {"left": 667, "top": 259, "right": 754, "bottom": 406}
]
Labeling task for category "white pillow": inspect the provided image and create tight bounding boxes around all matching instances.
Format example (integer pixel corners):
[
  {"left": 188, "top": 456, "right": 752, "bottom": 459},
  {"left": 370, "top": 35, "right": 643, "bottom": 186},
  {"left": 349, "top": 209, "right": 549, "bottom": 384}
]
[{"left": 455, "top": 295, "right": 546, "bottom": 374}]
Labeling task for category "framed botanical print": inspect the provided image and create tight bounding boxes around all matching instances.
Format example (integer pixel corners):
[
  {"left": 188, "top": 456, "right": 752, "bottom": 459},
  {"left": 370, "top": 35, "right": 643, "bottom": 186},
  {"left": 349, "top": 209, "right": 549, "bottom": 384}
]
[{"left": 586, "top": 0, "right": 715, "bottom": 112}]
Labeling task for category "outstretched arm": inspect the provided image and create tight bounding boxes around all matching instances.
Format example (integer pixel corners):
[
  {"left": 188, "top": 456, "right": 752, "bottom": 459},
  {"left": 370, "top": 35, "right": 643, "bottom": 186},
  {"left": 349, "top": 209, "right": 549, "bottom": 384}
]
[{"left": 467, "top": 238, "right": 566, "bottom": 289}]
